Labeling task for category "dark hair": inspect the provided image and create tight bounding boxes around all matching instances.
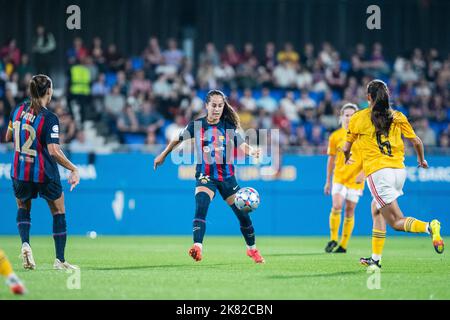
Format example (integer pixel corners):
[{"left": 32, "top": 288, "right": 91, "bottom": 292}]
[
  {"left": 205, "top": 90, "right": 240, "bottom": 128},
  {"left": 29, "top": 74, "right": 52, "bottom": 113},
  {"left": 367, "top": 79, "right": 393, "bottom": 136}
]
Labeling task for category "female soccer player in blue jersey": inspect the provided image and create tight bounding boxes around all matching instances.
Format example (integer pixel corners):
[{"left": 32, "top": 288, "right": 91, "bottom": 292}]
[
  {"left": 154, "top": 90, "right": 265, "bottom": 263},
  {"left": 5, "top": 75, "right": 80, "bottom": 270}
]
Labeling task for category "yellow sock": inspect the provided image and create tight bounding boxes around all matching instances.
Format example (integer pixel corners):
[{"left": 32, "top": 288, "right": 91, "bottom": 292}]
[
  {"left": 329, "top": 208, "right": 342, "bottom": 241},
  {"left": 372, "top": 229, "right": 386, "bottom": 261},
  {"left": 0, "top": 250, "right": 14, "bottom": 277},
  {"left": 404, "top": 217, "right": 428, "bottom": 233},
  {"left": 339, "top": 216, "right": 355, "bottom": 249}
]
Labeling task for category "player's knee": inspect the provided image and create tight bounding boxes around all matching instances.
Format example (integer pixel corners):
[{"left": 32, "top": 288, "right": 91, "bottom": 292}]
[
  {"left": 195, "top": 192, "right": 211, "bottom": 219},
  {"left": 392, "top": 221, "right": 404, "bottom": 231},
  {"left": 344, "top": 205, "right": 355, "bottom": 217},
  {"left": 231, "top": 205, "right": 252, "bottom": 227}
]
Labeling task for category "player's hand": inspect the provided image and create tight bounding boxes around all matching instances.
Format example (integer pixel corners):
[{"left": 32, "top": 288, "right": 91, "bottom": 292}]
[
  {"left": 418, "top": 159, "right": 429, "bottom": 169},
  {"left": 355, "top": 171, "right": 365, "bottom": 184},
  {"left": 154, "top": 154, "right": 166, "bottom": 170},
  {"left": 249, "top": 146, "right": 261, "bottom": 159},
  {"left": 345, "top": 157, "right": 355, "bottom": 165},
  {"left": 69, "top": 169, "right": 80, "bottom": 191},
  {"left": 355, "top": 176, "right": 365, "bottom": 184},
  {"left": 324, "top": 182, "right": 331, "bottom": 195}
]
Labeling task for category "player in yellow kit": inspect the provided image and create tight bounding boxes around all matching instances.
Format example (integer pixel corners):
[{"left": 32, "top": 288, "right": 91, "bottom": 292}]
[
  {"left": 324, "top": 103, "right": 364, "bottom": 253},
  {"left": 343, "top": 79, "right": 444, "bottom": 270},
  {"left": 0, "top": 249, "right": 26, "bottom": 295}
]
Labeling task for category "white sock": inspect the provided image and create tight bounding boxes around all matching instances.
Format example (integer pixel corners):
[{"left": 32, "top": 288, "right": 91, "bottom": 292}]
[
  {"left": 194, "top": 243, "right": 203, "bottom": 250},
  {"left": 371, "top": 253, "right": 382, "bottom": 262},
  {"left": 247, "top": 245, "right": 256, "bottom": 250},
  {"left": 425, "top": 223, "right": 430, "bottom": 234}
]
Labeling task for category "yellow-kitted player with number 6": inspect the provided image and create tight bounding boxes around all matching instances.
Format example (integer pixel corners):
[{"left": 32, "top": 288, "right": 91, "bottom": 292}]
[{"left": 343, "top": 79, "right": 444, "bottom": 270}]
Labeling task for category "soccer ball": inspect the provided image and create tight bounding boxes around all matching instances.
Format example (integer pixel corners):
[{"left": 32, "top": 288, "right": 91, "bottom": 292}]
[{"left": 234, "top": 187, "right": 260, "bottom": 212}]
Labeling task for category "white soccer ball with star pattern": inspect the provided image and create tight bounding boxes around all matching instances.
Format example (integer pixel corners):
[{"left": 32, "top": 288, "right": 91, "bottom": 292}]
[{"left": 234, "top": 187, "right": 260, "bottom": 212}]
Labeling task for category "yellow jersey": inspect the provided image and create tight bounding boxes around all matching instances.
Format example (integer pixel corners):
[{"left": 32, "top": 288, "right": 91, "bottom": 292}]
[
  {"left": 327, "top": 127, "right": 364, "bottom": 190},
  {"left": 347, "top": 108, "right": 417, "bottom": 176}
]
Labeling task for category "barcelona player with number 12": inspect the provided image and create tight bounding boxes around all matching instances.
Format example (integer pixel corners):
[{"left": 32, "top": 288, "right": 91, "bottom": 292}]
[{"left": 5, "top": 75, "right": 80, "bottom": 270}]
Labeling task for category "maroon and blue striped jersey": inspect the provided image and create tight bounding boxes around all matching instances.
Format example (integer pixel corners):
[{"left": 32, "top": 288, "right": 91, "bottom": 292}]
[
  {"left": 179, "top": 117, "right": 245, "bottom": 181},
  {"left": 9, "top": 102, "right": 60, "bottom": 183}
]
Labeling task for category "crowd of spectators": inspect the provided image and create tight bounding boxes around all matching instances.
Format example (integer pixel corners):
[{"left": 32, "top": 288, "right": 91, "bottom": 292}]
[{"left": 1, "top": 28, "right": 449, "bottom": 153}]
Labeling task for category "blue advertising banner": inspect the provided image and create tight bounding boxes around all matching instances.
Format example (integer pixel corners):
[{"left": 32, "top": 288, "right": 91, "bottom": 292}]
[{"left": 0, "top": 152, "right": 449, "bottom": 236}]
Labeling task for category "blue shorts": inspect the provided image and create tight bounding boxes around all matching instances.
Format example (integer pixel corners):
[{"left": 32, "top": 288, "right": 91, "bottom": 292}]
[
  {"left": 12, "top": 179, "right": 63, "bottom": 202},
  {"left": 195, "top": 174, "right": 240, "bottom": 200}
]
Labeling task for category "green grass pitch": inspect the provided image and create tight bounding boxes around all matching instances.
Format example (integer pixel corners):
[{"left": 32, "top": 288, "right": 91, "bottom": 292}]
[{"left": 0, "top": 236, "right": 448, "bottom": 300}]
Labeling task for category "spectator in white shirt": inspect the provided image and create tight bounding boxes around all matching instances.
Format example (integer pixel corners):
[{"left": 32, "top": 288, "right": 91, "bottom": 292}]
[
  {"left": 273, "top": 61, "right": 297, "bottom": 88},
  {"left": 280, "top": 91, "right": 300, "bottom": 123},
  {"left": 240, "top": 88, "right": 257, "bottom": 112},
  {"left": 296, "top": 91, "right": 317, "bottom": 112},
  {"left": 257, "top": 87, "right": 277, "bottom": 114}
]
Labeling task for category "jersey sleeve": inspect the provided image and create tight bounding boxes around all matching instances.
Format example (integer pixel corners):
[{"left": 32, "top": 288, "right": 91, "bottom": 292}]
[
  {"left": 397, "top": 113, "right": 417, "bottom": 139},
  {"left": 178, "top": 121, "right": 195, "bottom": 141},
  {"left": 327, "top": 133, "right": 337, "bottom": 156},
  {"left": 346, "top": 115, "right": 359, "bottom": 143},
  {"left": 44, "top": 114, "right": 60, "bottom": 145}
]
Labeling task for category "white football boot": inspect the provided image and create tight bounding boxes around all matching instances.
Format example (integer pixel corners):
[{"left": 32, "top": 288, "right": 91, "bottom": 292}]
[
  {"left": 53, "top": 258, "right": 79, "bottom": 270},
  {"left": 21, "top": 243, "right": 36, "bottom": 270}
]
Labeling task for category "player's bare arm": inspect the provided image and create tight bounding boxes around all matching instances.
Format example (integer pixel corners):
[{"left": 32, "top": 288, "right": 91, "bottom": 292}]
[
  {"left": 342, "top": 141, "right": 353, "bottom": 164},
  {"left": 324, "top": 155, "right": 335, "bottom": 195},
  {"left": 154, "top": 138, "right": 183, "bottom": 170},
  {"left": 408, "top": 136, "right": 428, "bottom": 168},
  {"left": 47, "top": 143, "right": 80, "bottom": 191},
  {"left": 5, "top": 122, "right": 13, "bottom": 142}
]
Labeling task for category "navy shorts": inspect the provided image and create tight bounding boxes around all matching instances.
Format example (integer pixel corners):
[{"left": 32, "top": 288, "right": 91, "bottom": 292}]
[
  {"left": 12, "top": 179, "right": 63, "bottom": 202},
  {"left": 195, "top": 174, "right": 240, "bottom": 200}
]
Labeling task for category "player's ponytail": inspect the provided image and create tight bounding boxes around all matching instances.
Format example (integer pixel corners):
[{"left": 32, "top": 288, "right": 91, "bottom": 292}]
[
  {"left": 206, "top": 90, "right": 241, "bottom": 129},
  {"left": 29, "top": 74, "right": 52, "bottom": 114},
  {"left": 368, "top": 79, "right": 393, "bottom": 136}
]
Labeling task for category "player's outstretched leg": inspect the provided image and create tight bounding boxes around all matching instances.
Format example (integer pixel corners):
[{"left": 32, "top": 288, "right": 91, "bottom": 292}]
[
  {"left": 0, "top": 250, "right": 26, "bottom": 295},
  {"left": 189, "top": 192, "right": 211, "bottom": 262},
  {"left": 230, "top": 204, "right": 265, "bottom": 263},
  {"left": 380, "top": 201, "right": 444, "bottom": 254}
]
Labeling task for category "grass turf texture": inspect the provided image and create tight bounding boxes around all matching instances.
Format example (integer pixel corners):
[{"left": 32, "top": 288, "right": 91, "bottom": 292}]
[{"left": 0, "top": 236, "right": 448, "bottom": 300}]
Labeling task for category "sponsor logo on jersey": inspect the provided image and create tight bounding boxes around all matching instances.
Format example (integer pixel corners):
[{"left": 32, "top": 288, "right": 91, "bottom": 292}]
[{"left": 52, "top": 125, "right": 59, "bottom": 133}]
